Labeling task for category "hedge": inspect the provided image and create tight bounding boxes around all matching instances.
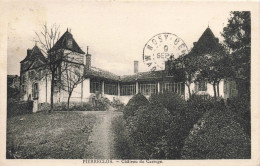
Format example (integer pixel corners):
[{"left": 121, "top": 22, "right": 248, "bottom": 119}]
[
  {"left": 123, "top": 93, "right": 149, "bottom": 119},
  {"left": 181, "top": 107, "right": 251, "bottom": 159},
  {"left": 7, "top": 100, "right": 33, "bottom": 118}
]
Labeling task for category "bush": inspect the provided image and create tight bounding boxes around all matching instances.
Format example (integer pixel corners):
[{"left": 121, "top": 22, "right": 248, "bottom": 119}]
[
  {"left": 38, "top": 102, "right": 51, "bottom": 112},
  {"left": 94, "top": 97, "right": 110, "bottom": 111},
  {"left": 38, "top": 102, "right": 94, "bottom": 112},
  {"left": 111, "top": 98, "right": 125, "bottom": 111},
  {"left": 111, "top": 116, "right": 136, "bottom": 159},
  {"left": 127, "top": 104, "right": 175, "bottom": 159},
  {"left": 181, "top": 107, "right": 251, "bottom": 159},
  {"left": 187, "top": 94, "right": 215, "bottom": 124},
  {"left": 123, "top": 93, "right": 149, "bottom": 119},
  {"left": 7, "top": 100, "right": 33, "bottom": 118},
  {"left": 149, "top": 92, "right": 186, "bottom": 116},
  {"left": 227, "top": 95, "right": 250, "bottom": 137}
]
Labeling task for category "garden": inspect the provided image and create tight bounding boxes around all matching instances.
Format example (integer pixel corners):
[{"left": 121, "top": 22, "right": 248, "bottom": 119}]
[{"left": 111, "top": 92, "right": 251, "bottom": 159}]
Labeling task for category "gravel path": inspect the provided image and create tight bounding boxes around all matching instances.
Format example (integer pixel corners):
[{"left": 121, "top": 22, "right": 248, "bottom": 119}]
[{"left": 83, "top": 107, "right": 122, "bottom": 159}]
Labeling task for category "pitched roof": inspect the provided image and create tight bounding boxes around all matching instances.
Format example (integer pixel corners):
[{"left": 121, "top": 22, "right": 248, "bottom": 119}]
[
  {"left": 121, "top": 70, "right": 164, "bottom": 82},
  {"left": 48, "top": 30, "right": 85, "bottom": 54},
  {"left": 190, "top": 27, "right": 220, "bottom": 55},
  {"left": 20, "top": 45, "right": 47, "bottom": 72},
  {"left": 20, "top": 45, "right": 46, "bottom": 63},
  {"left": 85, "top": 66, "right": 120, "bottom": 81},
  {"left": 85, "top": 66, "right": 165, "bottom": 82}
]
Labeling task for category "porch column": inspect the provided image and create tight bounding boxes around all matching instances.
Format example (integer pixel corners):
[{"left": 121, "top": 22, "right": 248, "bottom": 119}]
[
  {"left": 118, "top": 82, "right": 120, "bottom": 97},
  {"left": 157, "top": 82, "right": 160, "bottom": 93},
  {"left": 101, "top": 81, "right": 104, "bottom": 97},
  {"left": 136, "top": 82, "right": 139, "bottom": 94}
]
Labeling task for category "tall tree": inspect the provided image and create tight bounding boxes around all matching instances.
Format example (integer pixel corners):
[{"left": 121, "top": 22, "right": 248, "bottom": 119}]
[
  {"left": 168, "top": 53, "right": 204, "bottom": 98},
  {"left": 34, "top": 23, "right": 61, "bottom": 112},
  {"left": 197, "top": 44, "right": 233, "bottom": 99},
  {"left": 59, "top": 54, "right": 85, "bottom": 110},
  {"left": 221, "top": 11, "right": 251, "bottom": 97}
]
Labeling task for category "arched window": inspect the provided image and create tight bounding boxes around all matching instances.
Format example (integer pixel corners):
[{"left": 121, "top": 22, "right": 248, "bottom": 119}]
[{"left": 32, "top": 83, "right": 38, "bottom": 99}]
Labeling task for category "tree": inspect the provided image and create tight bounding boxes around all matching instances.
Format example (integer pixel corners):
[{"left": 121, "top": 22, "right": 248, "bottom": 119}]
[
  {"left": 35, "top": 24, "right": 86, "bottom": 112},
  {"left": 221, "top": 11, "right": 251, "bottom": 97},
  {"left": 168, "top": 54, "right": 203, "bottom": 98},
  {"left": 197, "top": 45, "right": 233, "bottom": 99},
  {"left": 59, "top": 55, "right": 85, "bottom": 110},
  {"left": 35, "top": 23, "right": 61, "bottom": 112}
]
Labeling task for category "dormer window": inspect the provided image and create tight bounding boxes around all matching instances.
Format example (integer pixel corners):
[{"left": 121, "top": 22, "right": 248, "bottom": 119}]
[{"left": 67, "top": 39, "right": 73, "bottom": 49}]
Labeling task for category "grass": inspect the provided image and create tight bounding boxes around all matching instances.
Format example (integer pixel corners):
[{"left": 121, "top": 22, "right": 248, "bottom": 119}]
[
  {"left": 7, "top": 111, "right": 97, "bottom": 159},
  {"left": 111, "top": 115, "right": 135, "bottom": 159}
]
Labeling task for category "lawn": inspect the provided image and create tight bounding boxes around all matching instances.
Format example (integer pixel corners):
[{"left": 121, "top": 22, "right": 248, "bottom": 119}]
[{"left": 6, "top": 111, "right": 97, "bottom": 159}]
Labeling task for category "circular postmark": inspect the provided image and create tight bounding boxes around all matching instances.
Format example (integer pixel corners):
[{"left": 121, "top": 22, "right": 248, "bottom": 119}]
[{"left": 143, "top": 33, "right": 189, "bottom": 71}]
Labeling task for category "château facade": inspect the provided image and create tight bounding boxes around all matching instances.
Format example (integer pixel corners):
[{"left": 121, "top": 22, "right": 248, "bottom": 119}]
[{"left": 20, "top": 27, "right": 238, "bottom": 112}]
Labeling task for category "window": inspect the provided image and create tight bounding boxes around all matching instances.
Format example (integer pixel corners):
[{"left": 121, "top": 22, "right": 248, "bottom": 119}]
[
  {"left": 198, "top": 81, "right": 207, "bottom": 91},
  {"left": 139, "top": 83, "right": 157, "bottom": 96},
  {"left": 67, "top": 39, "right": 73, "bottom": 49},
  {"left": 90, "top": 81, "right": 100, "bottom": 93},
  {"left": 120, "top": 84, "right": 136, "bottom": 96},
  {"left": 164, "top": 82, "right": 183, "bottom": 95},
  {"left": 105, "top": 83, "right": 118, "bottom": 95},
  {"left": 21, "top": 85, "right": 26, "bottom": 93},
  {"left": 32, "top": 83, "right": 38, "bottom": 99},
  {"left": 22, "top": 73, "right": 26, "bottom": 83}
]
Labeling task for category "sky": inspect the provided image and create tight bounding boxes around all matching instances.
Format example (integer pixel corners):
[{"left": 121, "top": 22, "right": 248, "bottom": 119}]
[{"left": 6, "top": 1, "right": 233, "bottom": 76}]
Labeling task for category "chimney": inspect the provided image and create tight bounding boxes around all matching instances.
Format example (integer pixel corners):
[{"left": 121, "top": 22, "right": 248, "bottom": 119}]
[
  {"left": 134, "top": 61, "right": 138, "bottom": 73},
  {"left": 27, "top": 49, "right": 32, "bottom": 56},
  {"left": 85, "top": 46, "right": 91, "bottom": 70}
]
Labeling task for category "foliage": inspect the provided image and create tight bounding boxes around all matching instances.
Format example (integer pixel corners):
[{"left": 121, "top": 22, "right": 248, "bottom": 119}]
[
  {"left": 111, "top": 116, "right": 136, "bottom": 159},
  {"left": 7, "top": 86, "right": 20, "bottom": 99},
  {"left": 222, "top": 11, "right": 250, "bottom": 52},
  {"left": 123, "top": 93, "right": 150, "bottom": 119},
  {"left": 181, "top": 107, "right": 251, "bottom": 159},
  {"left": 39, "top": 102, "right": 94, "bottom": 112},
  {"left": 95, "top": 97, "right": 111, "bottom": 111},
  {"left": 149, "top": 92, "right": 186, "bottom": 116},
  {"left": 7, "top": 100, "right": 33, "bottom": 118},
  {"left": 227, "top": 94, "right": 250, "bottom": 137},
  {"left": 166, "top": 54, "right": 202, "bottom": 97},
  {"left": 221, "top": 11, "right": 251, "bottom": 96},
  {"left": 111, "top": 98, "right": 125, "bottom": 111},
  {"left": 128, "top": 104, "right": 175, "bottom": 159},
  {"left": 7, "top": 86, "right": 33, "bottom": 117},
  {"left": 197, "top": 45, "right": 233, "bottom": 99},
  {"left": 188, "top": 94, "right": 215, "bottom": 111}
]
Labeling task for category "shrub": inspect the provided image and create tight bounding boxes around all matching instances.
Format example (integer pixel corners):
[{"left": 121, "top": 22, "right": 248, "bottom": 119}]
[
  {"left": 111, "top": 98, "right": 125, "bottom": 111},
  {"left": 181, "top": 107, "right": 251, "bottom": 159},
  {"left": 7, "top": 100, "right": 33, "bottom": 117},
  {"left": 227, "top": 95, "right": 250, "bottom": 137},
  {"left": 95, "top": 97, "right": 110, "bottom": 111},
  {"left": 38, "top": 102, "right": 94, "bottom": 112},
  {"left": 111, "top": 116, "right": 136, "bottom": 159},
  {"left": 82, "top": 102, "right": 93, "bottom": 111},
  {"left": 149, "top": 92, "right": 186, "bottom": 116},
  {"left": 128, "top": 104, "right": 175, "bottom": 159},
  {"left": 53, "top": 102, "right": 67, "bottom": 111},
  {"left": 123, "top": 93, "right": 149, "bottom": 119},
  {"left": 38, "top": 102, "right": 51, "bottom": 112},
  {"left": 187, "top": 94, "right": 215, "bottom": 124}
]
